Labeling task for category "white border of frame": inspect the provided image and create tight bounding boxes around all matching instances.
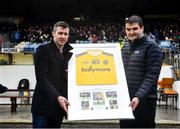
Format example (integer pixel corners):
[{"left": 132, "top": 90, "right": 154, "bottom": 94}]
[{"left": 68, "top": 43, "right": 134, "bottom": 121}]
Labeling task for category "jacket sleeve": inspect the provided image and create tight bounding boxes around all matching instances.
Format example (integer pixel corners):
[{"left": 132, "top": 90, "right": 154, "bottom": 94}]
[
  {"left": 34, "top": 46, "right": 60, "bottom": 102},
  {"left": 135, "top": 43, "right": 163, "bottom": 100}
]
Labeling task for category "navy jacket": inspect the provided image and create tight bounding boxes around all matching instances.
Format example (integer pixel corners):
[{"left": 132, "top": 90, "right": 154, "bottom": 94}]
[
  {"left": 31, "top": 42, "right": 73, "bottom": 118},
  {"left": 122, "top": 36, "right": 163, "bottom": 100}
]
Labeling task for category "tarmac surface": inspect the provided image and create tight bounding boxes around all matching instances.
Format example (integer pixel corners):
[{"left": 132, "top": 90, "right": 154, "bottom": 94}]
[{"left": 0, "top": 104, "right": 180, "bottom": 128}]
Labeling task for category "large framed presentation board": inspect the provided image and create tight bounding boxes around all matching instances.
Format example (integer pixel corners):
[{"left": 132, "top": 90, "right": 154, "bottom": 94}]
[{"left": 68, "top": 43, "right": 134, "bottom": 121}]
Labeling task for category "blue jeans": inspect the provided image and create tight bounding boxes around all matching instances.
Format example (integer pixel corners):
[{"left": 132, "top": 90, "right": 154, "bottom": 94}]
[{"left": 32, "top": 114, "right": 63, "bottom": 128}]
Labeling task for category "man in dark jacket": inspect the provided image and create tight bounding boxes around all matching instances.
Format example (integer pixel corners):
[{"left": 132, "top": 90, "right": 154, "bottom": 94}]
[
  {"left": 120, "top": 15, "right": 162, "bottom": 128},
  {"left": 31, "top": 21, "right": 73, "bottom": 128}
]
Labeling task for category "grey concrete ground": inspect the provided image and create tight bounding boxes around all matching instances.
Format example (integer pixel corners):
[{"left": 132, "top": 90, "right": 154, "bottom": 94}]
[{"left": 0, "top": 104, "right": 180, "bottom": 128}]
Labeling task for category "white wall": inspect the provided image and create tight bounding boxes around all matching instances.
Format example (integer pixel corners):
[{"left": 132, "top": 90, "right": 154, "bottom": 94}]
[
  {"left": 0, "top": 65, "right": 36, "bottom": 89},
  {"left": 0, "top": 65, "right": 36, "bottom": 104},
  {"left": 159, "top": 65, "right": 174, "bottom": 81},
  {"left": 173, "top": 81, "right": 180, "bottom": 109}
]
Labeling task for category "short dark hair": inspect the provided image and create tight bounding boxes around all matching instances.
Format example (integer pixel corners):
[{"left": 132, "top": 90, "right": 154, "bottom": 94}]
[
  {"left": 53, "top": 21, "right": 69, "bottom": 32},
  {"left": 125, "top": 15, "right": 144, "bottom": 27}
]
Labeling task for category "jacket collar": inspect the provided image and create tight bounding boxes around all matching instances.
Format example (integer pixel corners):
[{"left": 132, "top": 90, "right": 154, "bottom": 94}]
[
  {"left": 50, "top": 41, "right": 73, "bottom": 64},
  {"left": 50, "top": 41, "right": 73, "bottom": 53},
  {"left": 129, "top": 36, "right": 147, "bottom": 47}
]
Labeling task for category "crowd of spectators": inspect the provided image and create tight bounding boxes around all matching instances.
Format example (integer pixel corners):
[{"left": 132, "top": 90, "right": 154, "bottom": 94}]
[
  {"left": 0, "top": 20, "right": 180, "bottom": 46},
  {"left": 1, "top": 21, "right": 125, "bottom": 44}
]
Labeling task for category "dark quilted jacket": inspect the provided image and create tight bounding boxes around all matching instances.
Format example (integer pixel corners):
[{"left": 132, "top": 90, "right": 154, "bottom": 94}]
[{"left": 122, "top": 36, "right": 163, "bottom": 100}]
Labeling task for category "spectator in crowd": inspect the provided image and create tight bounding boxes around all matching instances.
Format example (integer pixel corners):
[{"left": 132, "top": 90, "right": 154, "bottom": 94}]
[
  {"left": 0, "top": 34, "right": 4, "bottom": 48},
  {"left": 14, "top": 29, "right": 21, "bottom": 43},
  {"left": 120, "top": 15, "right": 162, "bottom": 128},
  {"left": 144, "top": 24, "right": 156, "bottom": 43},
  {"left": 31, "top": 21, "right": 73, "bottom": 128}
]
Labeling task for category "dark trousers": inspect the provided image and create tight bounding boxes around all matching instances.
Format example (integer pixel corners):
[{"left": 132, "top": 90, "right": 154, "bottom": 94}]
[
  {"left": 120, "top": 119, "right": 156, "bottom": 128},
  {"left": 120, "top": 99, "right": 156, "bottom": 128},
  {"left": 32, "top": 114, "right": 64, "bottom": 128}
]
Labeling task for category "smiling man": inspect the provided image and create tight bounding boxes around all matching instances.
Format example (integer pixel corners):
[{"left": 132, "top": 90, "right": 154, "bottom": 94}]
[
  {"left": 120, "top": 15, "right": 163, "bottom": 128},
  {"left": 31, "top": 21, "right": 73, "bottom": 128}
]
